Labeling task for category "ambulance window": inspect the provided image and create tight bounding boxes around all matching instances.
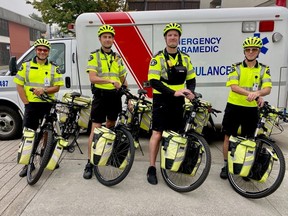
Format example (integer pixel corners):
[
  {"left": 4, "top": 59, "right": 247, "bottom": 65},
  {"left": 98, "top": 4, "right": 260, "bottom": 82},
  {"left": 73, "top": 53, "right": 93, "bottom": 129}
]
[
  {"left": 49, "top": 43, "right": 65, "bottom": 74},
  {"left": 20, "top": 50, "right": 35, "bottom": 66}
]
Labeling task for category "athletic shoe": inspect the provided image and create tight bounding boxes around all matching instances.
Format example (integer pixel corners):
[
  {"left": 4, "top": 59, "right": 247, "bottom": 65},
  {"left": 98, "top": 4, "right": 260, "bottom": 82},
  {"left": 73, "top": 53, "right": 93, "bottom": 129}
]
[{"left": 147, "top": 166, "right": 158, "bottom": 185}]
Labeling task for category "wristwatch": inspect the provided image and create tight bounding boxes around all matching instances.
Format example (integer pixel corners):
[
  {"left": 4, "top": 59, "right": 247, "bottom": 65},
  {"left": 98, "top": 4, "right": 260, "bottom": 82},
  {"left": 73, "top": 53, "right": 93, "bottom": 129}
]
[{"left": 44, "top": 88, "right": 48, "bottom": 94}]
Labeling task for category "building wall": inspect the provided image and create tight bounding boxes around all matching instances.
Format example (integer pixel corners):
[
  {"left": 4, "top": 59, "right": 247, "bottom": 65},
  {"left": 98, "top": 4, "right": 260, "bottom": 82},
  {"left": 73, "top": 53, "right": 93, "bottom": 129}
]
[
  {"left": 127, "top": 0, "right": 200, "bottom": 10},
  {"left": 221, "top": 0, "right": 275, "bottom": 7},
  {"left": 0, "top": 7, "right": 46, "bottom": 66},
  {"left": 9, "top": 22, "right": 30, "bottom": 60},
  {"left": 200, "top": 0, "right": 276, "bottom": 8}
]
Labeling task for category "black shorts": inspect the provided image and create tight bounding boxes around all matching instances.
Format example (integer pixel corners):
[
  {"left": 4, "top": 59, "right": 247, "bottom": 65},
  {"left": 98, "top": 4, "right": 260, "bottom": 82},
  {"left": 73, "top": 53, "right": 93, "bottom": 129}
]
[
  {"left": 24, "top": 102, "right": 52, "bottom": 131},
  {"left": 151, "top": 94, "right": 184, "bottom": 132},
  {"left": 90, "top": 88, "right": 122, "bottom": 123},
  {"left": 222, "top": 103, "right": 258, "bottom": 138}
]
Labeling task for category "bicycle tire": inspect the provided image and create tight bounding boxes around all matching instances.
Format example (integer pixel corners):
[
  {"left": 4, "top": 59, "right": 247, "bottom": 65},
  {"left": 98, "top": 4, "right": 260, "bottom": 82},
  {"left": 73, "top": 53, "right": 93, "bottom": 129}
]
[
  {"left": 161, "top": 132, "right": 211, "bottom": 193},
  {"left": 228, "top": 137, "right": 286, "bottom": 199},
  {"left": 27, "top": 127, "right": 55, "bottom": 185},
  {"left": 94, "top": 126, "right": 135, "bottom": 186}
]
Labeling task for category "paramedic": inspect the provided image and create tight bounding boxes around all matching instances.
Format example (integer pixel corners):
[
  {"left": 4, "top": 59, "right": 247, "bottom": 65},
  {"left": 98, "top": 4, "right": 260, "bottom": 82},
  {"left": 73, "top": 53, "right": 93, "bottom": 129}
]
[
  {"left": 83, "top": 25, "right": 128, "bottom": 179},
  {"left": 147, "top": 23, "right": 196, "bottom": 185},
  {"left": 220, "top": 37, "right": 272, "bottom": 179},
  {"left": 14, "top": 38, "right": 64, "bottom": 177}
]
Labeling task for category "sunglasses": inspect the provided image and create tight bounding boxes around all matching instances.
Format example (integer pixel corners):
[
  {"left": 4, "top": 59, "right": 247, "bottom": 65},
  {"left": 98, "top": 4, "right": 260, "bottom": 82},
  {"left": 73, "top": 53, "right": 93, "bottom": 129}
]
[
  {"left": 36, "top": 48, "right": 49, "bottom": 53},
  {"left": 244, "top": 48, "right": 259, "bottom": 53}
]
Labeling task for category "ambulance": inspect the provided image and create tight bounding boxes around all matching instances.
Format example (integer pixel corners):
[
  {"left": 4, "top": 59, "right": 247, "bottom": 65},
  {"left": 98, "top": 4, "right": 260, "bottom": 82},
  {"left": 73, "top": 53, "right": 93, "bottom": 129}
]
[{"left": 0, "top": 6, "right": 288, "bottom": 140}]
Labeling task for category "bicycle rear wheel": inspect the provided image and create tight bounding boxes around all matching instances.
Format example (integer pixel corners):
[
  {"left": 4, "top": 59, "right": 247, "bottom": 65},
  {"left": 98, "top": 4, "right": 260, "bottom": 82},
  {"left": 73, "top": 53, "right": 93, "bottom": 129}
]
[
  {"left": 161, "top": 132, "right": 211, "bottom": 192},
  {"left": 94, "top": 126, "right": 135, "bottom": 186},
  {"left": 228, "top": 137, "right": 286, "bottom": 198},
  {"left": 27, "top": 127, "right": 55, "bottom": 185}
]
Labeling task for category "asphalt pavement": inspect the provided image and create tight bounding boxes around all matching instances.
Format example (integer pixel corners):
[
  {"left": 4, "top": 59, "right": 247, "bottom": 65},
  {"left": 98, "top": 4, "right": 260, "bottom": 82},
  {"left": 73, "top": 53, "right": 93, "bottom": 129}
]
[{"left": 0, "top": 125, "right": 288, "bottom": 216}]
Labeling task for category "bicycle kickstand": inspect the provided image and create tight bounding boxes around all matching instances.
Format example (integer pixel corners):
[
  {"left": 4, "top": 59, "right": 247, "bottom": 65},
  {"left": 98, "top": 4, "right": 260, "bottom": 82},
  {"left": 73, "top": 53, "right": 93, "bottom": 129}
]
[{"left": 71, "top": 137, "right": 83, "bottom": 154}]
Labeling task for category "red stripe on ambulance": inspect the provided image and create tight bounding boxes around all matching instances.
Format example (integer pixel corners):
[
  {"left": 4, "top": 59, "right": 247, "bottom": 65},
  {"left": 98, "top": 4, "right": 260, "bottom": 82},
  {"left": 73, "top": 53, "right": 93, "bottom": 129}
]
[{"left": 97, "top": 12, "right": 153, "bottom": 97}]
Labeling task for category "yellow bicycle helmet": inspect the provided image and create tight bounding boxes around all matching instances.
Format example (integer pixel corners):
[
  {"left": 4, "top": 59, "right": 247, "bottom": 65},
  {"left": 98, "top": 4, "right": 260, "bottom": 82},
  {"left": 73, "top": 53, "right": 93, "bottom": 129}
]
[
  {"left": 98, "top": 25, "right": 115, "bottom": 37},
  {"left": 243, "top": 37, "right": 263, "bottom": 48},
  {"left": 33, "top": 38, "right": 51, "bottom": 49},
  {"left": 163, "top": 23, "right": 182, "bottom": 36}
]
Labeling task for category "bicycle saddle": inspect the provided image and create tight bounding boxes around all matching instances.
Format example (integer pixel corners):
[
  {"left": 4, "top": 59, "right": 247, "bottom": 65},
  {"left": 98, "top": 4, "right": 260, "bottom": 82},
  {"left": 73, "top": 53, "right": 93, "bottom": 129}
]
[{"left": 70, "top": 92, "right": 81, "bottom": 98}]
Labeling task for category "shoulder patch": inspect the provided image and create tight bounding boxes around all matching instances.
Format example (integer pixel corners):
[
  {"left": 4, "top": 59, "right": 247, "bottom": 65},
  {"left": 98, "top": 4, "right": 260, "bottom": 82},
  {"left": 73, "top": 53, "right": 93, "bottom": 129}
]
[
  {"left": 266, "top": 68, "right": 271, "bottom": 76},
  {"left": 150, "top": 59, "right": 157, "bottom": 66},
  {"left": 89, "top": 54, "right": 94, "bottom": 61}
]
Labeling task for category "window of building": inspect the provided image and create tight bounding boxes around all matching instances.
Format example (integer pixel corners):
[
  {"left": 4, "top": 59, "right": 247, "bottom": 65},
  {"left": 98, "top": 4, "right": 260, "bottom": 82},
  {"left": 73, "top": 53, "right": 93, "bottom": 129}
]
[
  {"left": 0, "top": 18, "right": 9, "bottom": 37},
  {"left": 30, "top": 28, "right": 41, "bottom": 41},
  {"left": 0, "top": 43, "right": 10, "bottom": 66}
]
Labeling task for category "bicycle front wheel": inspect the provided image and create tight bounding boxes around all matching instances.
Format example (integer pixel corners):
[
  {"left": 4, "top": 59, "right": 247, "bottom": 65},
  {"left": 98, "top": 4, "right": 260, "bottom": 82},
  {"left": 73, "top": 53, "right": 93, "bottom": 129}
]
[
  {"left": 228, "top": 137, "right": 286, "bottom": 199},
  {"left": 27, "top": 127, "right": 55, "bottom": 185},
  {"left": 94, "top": 126, "right": 135, "bottom": 186},
  {"left": 161, "top": 132, "right": 211, "bottom": 193}
]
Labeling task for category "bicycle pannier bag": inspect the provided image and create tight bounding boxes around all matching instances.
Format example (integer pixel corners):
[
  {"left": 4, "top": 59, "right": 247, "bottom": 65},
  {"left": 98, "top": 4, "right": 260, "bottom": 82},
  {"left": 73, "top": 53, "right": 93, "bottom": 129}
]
[
  {"left": 184, "top": 99, "right": 210, "bottom": 134},
  {"left": 249, "top": 148, "right": 275, "bottom": 183},
  {"left": 126, "top": 98, "right": 152, "bottom": 132},
  {"left": 90, "top": 127, "right": 116, "bottom": 166},
  {"left": 61, "top": 93, "right": 92, "bottom": 128},
  {"left": 17, "top": 128, "right": 35, "bottom": 165},
  {"left": 177, "top": 140, "right": 203, "bottom": 176},
  {"left": 228, "top": 136, "right": 256, "bottom": 177},
  {"left": 46, "top": 138, "right": 68, "bottom": 170},
  {"left": 161, "top": 130, "right": 187, "bottom": 172}
]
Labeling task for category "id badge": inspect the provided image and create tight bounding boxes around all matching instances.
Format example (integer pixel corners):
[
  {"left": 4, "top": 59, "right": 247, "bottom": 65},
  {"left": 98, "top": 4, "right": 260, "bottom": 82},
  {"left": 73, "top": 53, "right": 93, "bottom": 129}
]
[
  {"left": 44, "top": 77, "right": 50, "bottom": 87},
  {"left": 252, "top": 83, "right": 258, "bottom": 91}
]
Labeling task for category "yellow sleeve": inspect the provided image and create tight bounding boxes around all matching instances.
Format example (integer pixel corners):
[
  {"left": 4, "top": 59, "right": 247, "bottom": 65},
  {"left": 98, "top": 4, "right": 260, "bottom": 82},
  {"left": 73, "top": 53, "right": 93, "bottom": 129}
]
[
  {"left": 13, "top": 63, "right": 26, "bottom": 86},
  {"left": 226, "top": 65, "right": 239, "bottom": 87}
]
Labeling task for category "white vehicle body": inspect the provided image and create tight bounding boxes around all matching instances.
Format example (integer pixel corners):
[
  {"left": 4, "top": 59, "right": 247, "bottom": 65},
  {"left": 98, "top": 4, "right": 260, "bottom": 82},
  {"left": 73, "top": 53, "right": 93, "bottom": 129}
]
[{"left": 0, "top": 6, "right": 287, "bottom": 139}]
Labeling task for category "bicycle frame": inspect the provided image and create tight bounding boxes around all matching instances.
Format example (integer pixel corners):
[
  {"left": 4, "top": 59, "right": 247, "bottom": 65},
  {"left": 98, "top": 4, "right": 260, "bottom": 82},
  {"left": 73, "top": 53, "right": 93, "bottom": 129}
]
[
  {"left": 115, "top": 87, "right": 152, "bottom": 155},
  {"left": 183, "top": 93, "right": 221, "bottom": 136}
]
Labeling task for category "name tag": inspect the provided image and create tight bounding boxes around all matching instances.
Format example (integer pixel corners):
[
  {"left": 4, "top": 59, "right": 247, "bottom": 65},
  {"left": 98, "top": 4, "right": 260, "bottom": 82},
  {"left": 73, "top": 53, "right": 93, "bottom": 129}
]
[
  {"left": 44, "top": 77, "right": 50, "bottom": 87},
  {"left": 253, "top": 83, "right": 258, "bottom": 91}
]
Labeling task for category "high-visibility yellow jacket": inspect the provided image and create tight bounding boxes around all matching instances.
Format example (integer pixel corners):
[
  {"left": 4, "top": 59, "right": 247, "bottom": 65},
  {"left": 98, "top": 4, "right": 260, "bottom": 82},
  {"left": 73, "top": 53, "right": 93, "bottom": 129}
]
[
  {"left": 86, "top": 49, "right": 127, "bottom": 90},
  {"left": 226, "top": 61, "right": 272, "bottom": 107},
  {"left": 148, "top": 50, "right": 196, "bottom": 94},
  {"left": 13, "top": 57, "right": 64, "bottom": 102}
]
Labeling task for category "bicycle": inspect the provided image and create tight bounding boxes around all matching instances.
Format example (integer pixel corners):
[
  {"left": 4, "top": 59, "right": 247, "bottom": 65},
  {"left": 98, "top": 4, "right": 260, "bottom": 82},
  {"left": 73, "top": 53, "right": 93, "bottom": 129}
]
[
  {"left": 26, "top": 90, "right": 79, "bottom": 185},
  {"left": 117, "top": 87, "right": 152, "bottom": 155},
  {"left": 58, "top": 92, "right": 91, "bottom": 154},
  {"left": 227, "top": 101, "right": 287, "bottom": 198},
  {"left": 160, "top": 93, "right": 221, "bottom": 192},
  {"left": 92, "top": 86, "right": 136, "bottom": 186}
]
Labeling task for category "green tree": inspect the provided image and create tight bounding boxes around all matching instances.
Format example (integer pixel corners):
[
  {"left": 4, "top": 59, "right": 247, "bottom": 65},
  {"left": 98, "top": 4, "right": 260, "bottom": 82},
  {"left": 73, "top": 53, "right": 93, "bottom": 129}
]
[{"left": 27, "top": 0, "right": 127, "bottom": 33}]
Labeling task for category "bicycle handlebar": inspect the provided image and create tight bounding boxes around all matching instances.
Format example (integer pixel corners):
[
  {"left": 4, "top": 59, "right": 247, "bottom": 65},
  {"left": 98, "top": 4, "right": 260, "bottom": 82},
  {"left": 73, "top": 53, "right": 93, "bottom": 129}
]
[
  {"left": 118, "top": 86, "right": 152, "bottom": 105},
  {"left": 29, "top": 88, "right": 88, "bottom": 109},
  {"left": 260, "top": 101, "right": 288, "bottom": 123},
  {"left": 185, "top": 92, "right": 221, "bottom": 114}
]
